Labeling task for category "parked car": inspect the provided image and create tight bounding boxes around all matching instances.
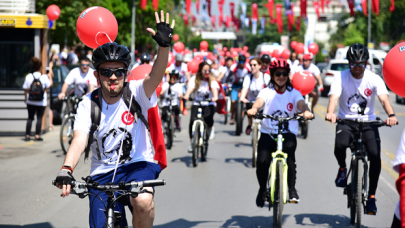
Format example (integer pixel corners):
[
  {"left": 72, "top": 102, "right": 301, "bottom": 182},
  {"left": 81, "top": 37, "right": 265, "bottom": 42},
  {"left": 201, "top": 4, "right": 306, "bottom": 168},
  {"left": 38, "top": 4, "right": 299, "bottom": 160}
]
[
  {"left": 316, "top": 62, "right": 328, "bottom": 75},
  {"left": 397, "top": 95, "right": 405, "bottom": 104},
  {"left": 50, "top": 65, "right": 71, "bottom": 124},
  {"left": 321, "top": 59, "right": 349, "bottom": 97}
]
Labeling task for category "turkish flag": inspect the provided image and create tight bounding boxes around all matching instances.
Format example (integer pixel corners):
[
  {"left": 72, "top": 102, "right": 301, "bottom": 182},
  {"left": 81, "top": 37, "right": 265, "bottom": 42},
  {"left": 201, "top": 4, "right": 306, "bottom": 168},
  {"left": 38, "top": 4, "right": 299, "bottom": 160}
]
[
  {"left": 314, "top": 1, "right": 321, "bottom": 20},
  {"left": 186, "top": 0, "right": 191, "bottom": 14},
  {"left": 326, "top": 0, "right": 331, "bottom": 8},
  {"left": 252, "top": 3, "right": 259, "bottom": 20},
  {"left": 361, "top": 0, "right": 368, "bottom": 16},
  {"left": 286, "top": 10, "right": 294, "bottom": 31},
  {"left": 296, "top": 16, "right": 301, "bottom": 31},
  {"left": 152, "top": 0, "right": 158, "bottom": 10},
  {"left": 372, "top": 0, "right": 379, "bottom": 15},
  {"left": 183, "top": 14, "right": 189, "bottom": 26},
  {"left": 225, "top": 15, "right": 231, "bottom": 28},
  {"left": 230, "top": 3, "right": 235, "bottom": 21},
  {"left": 347, "top": 0, "right": 355, "bottom": 16},
  {"left": 218, "top": 2, "right": 223, "bottom": 27},
  {"left": 300, "top": 0, "right": 307, "bottom": 18},
  {"left": 276, "top": 4, "right": 283, "bottom": 33},
  {"left": 207, "top": 0, "right": 212, "bottom": 16},
  {"left": 211, "top": 15, "right": 216, "bottom": 28},
  {"left": 390, "top": 0, "right": 395, "bottom": 12},
  {"left": 265, "top": 0, "right": 274, "bottom": 19},
  {"left": 196, "top": 0, "right": 200, "bottom": 14},
  {"left": 320, "top": 0, "right": 325, "bottom": 13},
  {"left": 141, "top": 0, "right": 147, "bottom": 10}
]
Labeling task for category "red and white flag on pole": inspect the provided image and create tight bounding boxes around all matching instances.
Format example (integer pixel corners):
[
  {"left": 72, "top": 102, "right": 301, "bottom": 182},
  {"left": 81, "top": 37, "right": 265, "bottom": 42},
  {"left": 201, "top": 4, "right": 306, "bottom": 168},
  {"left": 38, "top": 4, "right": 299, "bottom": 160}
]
[
  {"left": 276, "top": 4, "right": 283, "bottom": 33},
  {"left": 361, "top": 0, "right": 368, "bottom": 16},
  {"left": 347, "top": 0, "right": 355, "bottom": 16}
]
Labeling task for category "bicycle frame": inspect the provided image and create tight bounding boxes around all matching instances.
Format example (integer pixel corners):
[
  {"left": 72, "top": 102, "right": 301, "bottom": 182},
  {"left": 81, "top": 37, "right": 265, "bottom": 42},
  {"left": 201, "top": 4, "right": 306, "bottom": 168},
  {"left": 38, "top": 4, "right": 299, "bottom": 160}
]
[{"left": 191, "top": 106, "right": 206, "bottom": 147}]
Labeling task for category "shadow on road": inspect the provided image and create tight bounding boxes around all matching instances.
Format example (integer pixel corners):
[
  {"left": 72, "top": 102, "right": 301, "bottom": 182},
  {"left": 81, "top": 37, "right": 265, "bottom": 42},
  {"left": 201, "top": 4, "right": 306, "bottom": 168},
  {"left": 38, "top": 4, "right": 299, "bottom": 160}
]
[
  {"left": 0, "top": 223, "right": 53, "bottom": 228},
  {"left": 221, "top": 215, "right": 289, "bottom": 227},
  {"left": 218, "top": 130, "right": 237, "bottom": 136},
  {"left": 225, "top": 157, "right": 253, "bottom": 168},
  {"left": 153, "top": 218, "right": 215, "bottom": 227},
  {"left": 294, "top": 213, "right": 371, "bottom": 227},
  {"left": 171, "top": 156, "right": 194, "bottom": 167}
]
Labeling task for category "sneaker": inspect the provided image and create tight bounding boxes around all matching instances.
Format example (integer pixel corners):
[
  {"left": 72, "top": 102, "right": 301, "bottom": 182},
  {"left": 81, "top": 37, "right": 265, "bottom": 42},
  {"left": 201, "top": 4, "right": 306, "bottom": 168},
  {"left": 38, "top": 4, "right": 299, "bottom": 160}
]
[
  {"left": 209, "top": 127, "right": 215, "bottom": 140},
  {"left": 289, "top": 188, "right": 300, "bottom": 202},
  {"left": 187, "top": 145, "right": 193, "bottom": 153},
  {"left": 245, "top": 125, "right": 252, "bottom": 135},
  {"left": 34, "top": 137, "right": 43, "bottom": 141},
  {"left": 335, "top": 167, "right": 347, "bottom": 188},
  {"left": 256, "top": 189, "right": 265, "bottom": 208},
  {"left": 365, "top": 196, "right": 377, "bottom": 215},
  {"left": 24, "top": 136, "right": 30, "bottom": 141},
  {"left": 229, "top": 119, "right": 235, "bottom": 125}
]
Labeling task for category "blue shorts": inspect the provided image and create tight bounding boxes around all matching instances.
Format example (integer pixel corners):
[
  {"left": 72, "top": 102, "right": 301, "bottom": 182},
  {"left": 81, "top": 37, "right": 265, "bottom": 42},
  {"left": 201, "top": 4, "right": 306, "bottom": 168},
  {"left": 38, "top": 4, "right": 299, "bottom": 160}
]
[
  {"left": 88, "top": 161, "right": 161, "bottom": 228},
  {"left": 231, "top": 85, "right": 242, "bottom": 101}
]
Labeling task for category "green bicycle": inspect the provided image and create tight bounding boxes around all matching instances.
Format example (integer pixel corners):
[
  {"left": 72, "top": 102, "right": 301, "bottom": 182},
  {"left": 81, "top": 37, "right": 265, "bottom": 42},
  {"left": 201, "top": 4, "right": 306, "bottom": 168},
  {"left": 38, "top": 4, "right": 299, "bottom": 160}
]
[{"left": 255, "top": 113, "right": 311, "bottom": 228}]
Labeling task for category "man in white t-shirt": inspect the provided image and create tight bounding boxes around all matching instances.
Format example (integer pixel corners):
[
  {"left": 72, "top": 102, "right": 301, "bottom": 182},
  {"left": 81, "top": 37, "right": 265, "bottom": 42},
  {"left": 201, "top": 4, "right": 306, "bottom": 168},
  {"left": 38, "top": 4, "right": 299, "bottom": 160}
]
[
  {"left": 54, "top": 12, "right": 174, "bottom": 228},
  {"left": 326, "top": 43, "right": 397, "bottom": 215},
  {"left": 291, "top": 53, "right": 323, "bottom": 110},
  {"left": 58, "top": 57, "right": 97, "bottom": 99},
  {"left": 131, "top": 52, "right": 154, "bottom": 70},
  {"left": 166, "top": 54, "right": 190, "bottom": 83}
]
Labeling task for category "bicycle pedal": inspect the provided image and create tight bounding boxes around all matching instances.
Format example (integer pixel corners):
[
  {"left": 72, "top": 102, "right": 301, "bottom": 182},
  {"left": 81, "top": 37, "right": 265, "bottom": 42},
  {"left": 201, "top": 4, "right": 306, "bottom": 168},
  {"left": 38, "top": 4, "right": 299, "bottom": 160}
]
[
  {"left": 288, "top": 200, "right": 299, "bottom": 204},
  {"left": 364, "top": 210, "right": 376, "bottom": 215}
]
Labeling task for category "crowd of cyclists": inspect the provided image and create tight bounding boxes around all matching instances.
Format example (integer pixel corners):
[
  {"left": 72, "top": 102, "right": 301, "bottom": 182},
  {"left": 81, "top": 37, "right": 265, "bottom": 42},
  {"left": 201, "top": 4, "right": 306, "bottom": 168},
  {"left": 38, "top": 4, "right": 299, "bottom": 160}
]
[{"left": 52, "top": 11, "right": 402, "bottom": 228}]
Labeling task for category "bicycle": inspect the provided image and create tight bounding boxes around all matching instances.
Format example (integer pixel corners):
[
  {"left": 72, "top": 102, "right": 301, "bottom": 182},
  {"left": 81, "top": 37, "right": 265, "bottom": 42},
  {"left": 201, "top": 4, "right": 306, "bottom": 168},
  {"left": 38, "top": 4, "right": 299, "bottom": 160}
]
[
  {"left": 243, "top": 101, "right": 260, "bottom": 167},
  {"left": 255, "top": 113, "right": 311, "bottom": 228},
  {"left": 60, "top": 95, "right": 82, "bottom": 155},
  {"left": 52, "top": 176, "right": 165, "bottom": 228},
  {"left": 222, "top": 85, "right": 231, "bottom": 125},
  {"left": 189, "top": 98, "right": 211, "bottom": 167},
  {"left": 161, "top": 95, "right": 177, "bottom": 150},
  {"left": 328, "top": 117, "right": 395, "bottom": 227},
  {"left": 299, "top": 94, "right": 312, "bottom": 139}
]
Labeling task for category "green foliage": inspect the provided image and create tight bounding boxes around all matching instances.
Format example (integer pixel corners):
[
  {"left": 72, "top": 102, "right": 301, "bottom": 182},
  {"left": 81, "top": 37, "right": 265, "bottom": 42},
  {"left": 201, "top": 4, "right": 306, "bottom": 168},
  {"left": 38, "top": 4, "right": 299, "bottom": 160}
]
[
  {"left": 343, "top": 24, "right": 364, "bottom": 45},
  {"left": 314, "top": 41, "right": 325, "bottom": 63}
]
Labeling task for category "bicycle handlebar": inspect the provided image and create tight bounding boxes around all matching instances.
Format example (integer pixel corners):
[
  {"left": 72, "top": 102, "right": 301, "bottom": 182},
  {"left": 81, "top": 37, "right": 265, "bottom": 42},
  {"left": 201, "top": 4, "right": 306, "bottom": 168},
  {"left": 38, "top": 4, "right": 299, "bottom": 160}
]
[
  {"left": 188, "top": 98, "right": 212, "bottom": 102},
  {"left": 254, "top": 113, "right": 313, "bottom": 121},
  {"left": 325, "top": 117, "right": 398, "bottom": 127},
  {"left": 52, "top": 178, "right": 166, "bottom": 191},
  {"left": 61, "top": 96, "right": 83, "bottom": 102}
]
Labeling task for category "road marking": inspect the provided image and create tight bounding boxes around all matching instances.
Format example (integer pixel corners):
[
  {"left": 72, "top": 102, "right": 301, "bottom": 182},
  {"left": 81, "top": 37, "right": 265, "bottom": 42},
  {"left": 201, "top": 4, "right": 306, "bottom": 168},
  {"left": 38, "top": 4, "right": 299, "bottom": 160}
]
[
  {"left": 382, "top": 159, "right": 399, "bottom": 179},
  {"left": 1, "top": 141, "right": 35, "bottom": 147},
  {"left": 379, "top": 174, "right": 398, "bottom": 194},
  {"left": 383, "top": 149, "right": 396, "bottom": 160}
]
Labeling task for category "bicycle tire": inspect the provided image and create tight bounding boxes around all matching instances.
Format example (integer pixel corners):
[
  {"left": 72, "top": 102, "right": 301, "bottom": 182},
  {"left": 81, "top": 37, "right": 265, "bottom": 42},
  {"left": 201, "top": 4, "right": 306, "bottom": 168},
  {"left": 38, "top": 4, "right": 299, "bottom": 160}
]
[
  {"left": 355, "top": 159, "right": 364, "bottom": 228},
  {"left": 273, "top": 160, "right": 284, "bottom": 228},
  {"left": 223, "top": 99, "right": 228, "bottom": 125},
  {"left": 252, "top": 123, "right": 258, "bottom": 168},
  {"left": 301, "top": 120, "right": 308, "bottom": 139},
  {"left": 235, "top": 101, "right": 243, "bottom": 136},
  {"left": 201, "top": 125, "right": 209, "bottom": 162},
  {"left": 350, "top": 159, "right": 356, "bottom": 225},
  {"left": 60, "top": 116, "right": 75, "bottom": 155},
  {"left": 192, "top": 122, "right": 201, "bottom": 167},
  {"left": 166, "top": 116, "right": 173, "bottom": 150}
]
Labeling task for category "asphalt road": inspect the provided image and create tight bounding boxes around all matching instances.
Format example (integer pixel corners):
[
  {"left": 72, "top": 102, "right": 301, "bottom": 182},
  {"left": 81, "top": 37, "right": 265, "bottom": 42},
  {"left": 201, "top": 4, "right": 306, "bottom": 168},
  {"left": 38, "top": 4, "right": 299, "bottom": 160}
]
[{"left": 0, "top": 93, "right": 404, "bottom": 228}]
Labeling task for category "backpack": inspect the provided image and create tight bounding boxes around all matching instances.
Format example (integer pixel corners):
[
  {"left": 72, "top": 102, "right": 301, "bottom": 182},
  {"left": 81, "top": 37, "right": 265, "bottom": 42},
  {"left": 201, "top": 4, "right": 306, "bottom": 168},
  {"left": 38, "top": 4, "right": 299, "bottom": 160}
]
[
  {"left": 84, "top": 82, "right": 149, "bottom": 162},
  {"left": 28, "top": 74, "right": 45, "bottom": 101}
]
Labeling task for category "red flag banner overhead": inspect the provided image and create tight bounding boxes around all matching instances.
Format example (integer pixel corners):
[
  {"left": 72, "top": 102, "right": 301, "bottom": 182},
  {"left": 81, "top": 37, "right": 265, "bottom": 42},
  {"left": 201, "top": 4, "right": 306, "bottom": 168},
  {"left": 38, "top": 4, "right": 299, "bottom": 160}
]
[
  {"left": 371, "top": 0, "right": 379, "bottom": 15},
  {"left": 183, "top": 14, "right": 189, "bottom": 26},
  {"left": 296, "top": 16, "right": 301, "bottom": 31},
  {"left": 218, "top": 2, "right": 223, "bottom": 27},
  {"left": 390, "top": 0, "right": 395, "bottom": 12},
  {"left": 361, "top": 0, "right": 368, "bottom": 16},
  {"left": 186, "top": 0, "right": 191, "bottom": 14},
  {"left": 264, "top": 0, "right": 275, "bottom": 19},
  {"left": 276, "top": 4, "right": 283, "bottom": 33},
  {"left": 313, "top": 1, "right": 320, "bottom": 20},
  {"left": 141, "top": 0, "right": 147, "bottom": 10},
  {"left": 326, "top": 0, "right": 331, "bottom": 8},
  {"left": 225, "top": 15, "right": 231, "bottom": 28},
  {"left": 320, "top": 0, "right": 325, "bottom": 13},
  {"left": 252, "top": 3, "right": 259, "bottom": 20},
  {"left": 230, "top": 2, "right": 235, "bottom": 21},
  {"left": 196, "top": 0, "right": 200, "bottom": 14},
  {"left": 287, "top": 11, "right": 294, "bottom": 31},
  {"left": 211, "top": 15, "right": 216, "bottom": 28},
  {"left": 207, "top": 0, "right": 212, "bottom": 16},
  {"left": 300, "top": 0, "right": 307, "bottom": 18},
  {"left": 152, "top": 0, "right": 159, "bottom": 10},
  {"left": 347, "top": 0, "right": 355, "bottom": 16}
]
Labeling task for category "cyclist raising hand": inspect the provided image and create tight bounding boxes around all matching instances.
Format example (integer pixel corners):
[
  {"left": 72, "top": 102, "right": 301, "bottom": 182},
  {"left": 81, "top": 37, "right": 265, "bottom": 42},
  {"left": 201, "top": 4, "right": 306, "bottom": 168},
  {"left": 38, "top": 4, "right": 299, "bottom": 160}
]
[
  {"left": 247, "top": 59, "right": 313, "bottom": 208},
  {"left": 184, "top": 61, "right": 219, "bottom": 151}
]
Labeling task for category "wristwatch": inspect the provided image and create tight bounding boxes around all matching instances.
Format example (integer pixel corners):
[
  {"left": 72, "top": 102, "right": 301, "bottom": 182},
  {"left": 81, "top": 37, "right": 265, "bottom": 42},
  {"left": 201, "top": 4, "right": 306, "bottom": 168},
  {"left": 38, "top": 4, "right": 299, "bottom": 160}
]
[{"left": 61, "top": 165, "right": 73, "bottom": 173}]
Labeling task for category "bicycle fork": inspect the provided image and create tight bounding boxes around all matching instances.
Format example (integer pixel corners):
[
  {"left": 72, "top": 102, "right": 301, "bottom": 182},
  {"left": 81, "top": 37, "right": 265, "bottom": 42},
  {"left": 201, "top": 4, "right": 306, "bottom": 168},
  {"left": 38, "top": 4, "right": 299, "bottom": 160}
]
[
  {"left": 191, "top": 119, "right": 205, "bottom": 147},
  {"left": 269, "top": 134, "right": 288, "bottom": 204}
]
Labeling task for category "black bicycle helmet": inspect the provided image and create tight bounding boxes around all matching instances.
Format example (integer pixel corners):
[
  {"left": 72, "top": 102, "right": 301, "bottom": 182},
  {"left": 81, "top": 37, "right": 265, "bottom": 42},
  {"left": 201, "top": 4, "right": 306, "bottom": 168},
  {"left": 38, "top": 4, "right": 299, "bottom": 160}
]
[
  {"left": 261, "top": 54, "right": 271, "bottom": 62},
  {"left": 169, "top": 69, "right": 179, "bottom": 77},
  {"left": 92, "top": 42, "right": 131, "bottom": 70},
  {"left": 346, "top": 43, "right": 369, "bottom": 62},
  {"left": 140, "top": 52, "right": 151, "bottom": 62}
]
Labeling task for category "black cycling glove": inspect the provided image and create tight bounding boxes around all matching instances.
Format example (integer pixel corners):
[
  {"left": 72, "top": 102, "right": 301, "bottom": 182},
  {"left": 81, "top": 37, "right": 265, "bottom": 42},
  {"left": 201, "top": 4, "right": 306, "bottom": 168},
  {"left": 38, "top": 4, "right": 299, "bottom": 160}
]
[
  {"left": 55, "top": 169, "right": 75, "bottom": 186},
  {"left": 152, "top": 22, "right": 173, "bottom": 47}
]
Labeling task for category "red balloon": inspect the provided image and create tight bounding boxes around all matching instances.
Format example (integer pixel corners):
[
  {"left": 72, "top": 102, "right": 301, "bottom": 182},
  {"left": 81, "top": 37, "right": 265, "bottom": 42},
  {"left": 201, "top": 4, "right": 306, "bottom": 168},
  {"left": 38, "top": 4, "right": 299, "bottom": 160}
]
[
  {"left": 292, "top": 71, "right": 316, "bottom": 95},
  {"left": 193, "top": 48, "right": 197, "bottom": 53},
  {"left": 173, "top": 42, "right": 185, "bottom": 53},
  {"left": 226, "top": 51, "right": 231, "bottom": 57},
  {"left": 295, "top": 43, "right": 305, "bottom": 54},
  {"left": 308, "top": 43, "right": 319, "bottom": 55},
  {"left": 383, "top": 43, "right": 405, "bottom": 97},
  {"left": 272, "top": 50, "right": 281, "bottom": 58},
  {"left": 200, "top": 41, "right": 209, "bottom": 51},
  {"left": 281, "top": 49, "right": 291, "bottom": 59},
  {"left": 187, "top": 60, "right": 199, "bottom": 74},
  {"left": 46, "top": 5, "right": 60, "bottom": 21},
  {"left": 128, "top": 64, "right": 163, "bottom": 94},
  {"left": 243, "top": 46, "right": 248, "bottom": 51},
  {"left": 173, "top": 34, "right": 179, "bottom": 42},
  {"left": 223, "top": 47, "right": 228, "bottom": 52},
  {"left": 77, "top": 6, "right": 118, "bottom": 49},
  {"left": 219, "top": 58, "right": 225, "bottom": 66},
  {"left": 290, "top": 41, "right": 297, "bottom": 50},
  {"left": 232, "top": 50, "right": 238, "bottom": 57},
  {"left": 167, "top": 52, "right": 174, "bottom": 67}
]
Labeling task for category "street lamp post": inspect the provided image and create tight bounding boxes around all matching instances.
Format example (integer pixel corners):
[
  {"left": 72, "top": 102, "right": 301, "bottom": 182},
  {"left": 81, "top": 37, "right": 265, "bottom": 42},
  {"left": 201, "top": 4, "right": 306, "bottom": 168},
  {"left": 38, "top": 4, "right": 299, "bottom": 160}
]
[
  {"left": 131, "top": 0, "right": 136, "bottom": 65},
  {"left": 367, "top": 0, "right": 371, "bottom": 46}
]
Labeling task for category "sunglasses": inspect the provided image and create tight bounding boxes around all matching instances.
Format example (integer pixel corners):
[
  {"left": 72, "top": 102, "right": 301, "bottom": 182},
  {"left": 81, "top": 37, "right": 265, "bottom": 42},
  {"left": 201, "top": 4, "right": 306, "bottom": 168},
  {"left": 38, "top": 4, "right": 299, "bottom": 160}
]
[
  {"left": 203, "top": 70, "right": 210, "bottom": 73},
  {"left": 350, "top": 62, "right": 366, "bottom": 68},
  {"left": 250, "top": 64, "right": 258, "bottom": 67},
  {"left": 99, "top": 68, "right": 127, "bottom": 78},
  {"left": 141, "top": 61, "right": 150, "bottom": 64},
  {"left": 275, "top": 71, "right": 289, "bottom": 77},
  {"left": 81, "top": 64, "right": 90, "bottom": 67},
  {"left": 262, "top": 61, "right": 270, "bottom": 64}
]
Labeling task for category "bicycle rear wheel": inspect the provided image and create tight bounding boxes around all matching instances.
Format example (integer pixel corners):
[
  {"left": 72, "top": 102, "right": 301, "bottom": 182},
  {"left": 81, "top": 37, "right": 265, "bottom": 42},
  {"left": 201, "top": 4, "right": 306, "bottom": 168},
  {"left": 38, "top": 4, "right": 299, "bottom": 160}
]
[
  {"left": 166, "top": 116, "right": 173, "bottom": 150},
  {"left": 201, "top": 125, "right": 209, "bottom": 162},
  {"left": 355, "top": 159, "right": 364, "bottom": 228},
  {"left": 235, "top": 101, "right": 243, "bottom": 136},
  {"left": 192, "top": 122, "right": 201, "bottom": 167},
  {"left": 349, "top": 160, "right": 356, "bottom": 225},
  {"left": 60, "top": 116, "right": 75, "bottom": 155},
  {"left": 273, "top": 160, "right": 284, "bottom": 228},
  {"left": 252, "top": 123, "right": 258, "bottom": 168},
  {"left": 223, "top": 99, "right": 228, "bottom": 125}
]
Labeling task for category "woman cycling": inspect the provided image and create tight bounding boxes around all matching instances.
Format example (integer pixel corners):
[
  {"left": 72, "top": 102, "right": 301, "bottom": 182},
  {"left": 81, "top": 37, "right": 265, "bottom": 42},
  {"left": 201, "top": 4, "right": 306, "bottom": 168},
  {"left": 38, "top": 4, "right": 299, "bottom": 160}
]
[
  {"left": 184, "top": 62, "right": 219, "bottom": 152},
  {"left": 160, "top": 69, "right": 183, "bottom": 130},
  {"left": 240, "top": 57, "right": 270, "bottom": 135},
  {"left": 247, "top": 59, "right": 313, "bottom": 207}
]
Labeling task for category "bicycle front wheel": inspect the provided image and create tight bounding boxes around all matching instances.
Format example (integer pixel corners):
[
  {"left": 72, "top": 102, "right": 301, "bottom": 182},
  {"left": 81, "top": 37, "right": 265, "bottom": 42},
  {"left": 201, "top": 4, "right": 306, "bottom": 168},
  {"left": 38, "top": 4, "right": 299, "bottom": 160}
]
[
  {"left": 235, "top": 101, "right": 243, "bottom": 136},
  {"left": 165, "top": 116, "right": 173, "bottom": 150},
  {"left": 60, "top": 116, "right": 75, "bottom": 155},
  {"left": 201, "top": 124, "right": 209, "bottom": 162},
  {"left": 273, "top": 160, "right": 284, "bottom": 228},
  {"left": 355, "top": 159, "right": 364, "bottom": 228},
  {"left": 192, "top": 122, "right": 201, "bottom": 167},
  {"left": 252, "top": 123, "right": 258, "bottom": 168}
]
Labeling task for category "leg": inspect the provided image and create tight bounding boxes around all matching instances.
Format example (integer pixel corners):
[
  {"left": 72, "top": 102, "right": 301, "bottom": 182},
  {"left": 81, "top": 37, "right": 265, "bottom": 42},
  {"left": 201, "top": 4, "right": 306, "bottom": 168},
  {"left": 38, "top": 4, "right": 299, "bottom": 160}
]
[
  {"left": 363, "top": 125, "right": 381, "bottom": 196},
  {"left": 160, "top": 106, "right": 169, "bottom": 123},
  {"left": 35, "top": 106, "right": 46, "bottom": 138},
  {"left": 25, "top": 105, "right": 36, "bottom": 138},
  {"left": 310, "top": 90, "right": 319, "bottom": 110},
  {"left": 172, "top": 106, "right": 180, "bottom": 128},
  {"left": 49, "top": 109, "right": 54, "bottom": 130},
  {"left": 282, "top": 133, "right": 298, "bottom": 190},
  {"left": 334, "top": 123, "right": 353, "bottom": 168},
  {"left": 130, "top": 187, "right": 155, "bottom": 228},
  {"left": 230, "top": 101, "right": 235, "bottom": 120},
  {"left": 188, "top": 105, "right": 199, "bottom": 139}
]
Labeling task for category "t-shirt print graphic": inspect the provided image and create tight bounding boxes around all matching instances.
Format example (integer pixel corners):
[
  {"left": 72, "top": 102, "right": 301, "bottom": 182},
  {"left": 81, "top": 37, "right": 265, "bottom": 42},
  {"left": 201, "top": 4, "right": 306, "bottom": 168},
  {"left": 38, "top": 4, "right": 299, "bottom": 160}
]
[
  {"left": 347, "top": 93, "right": 368, "bottom": 115},
  {"left": 99, "top": 127, "right": 133, "bottom": 164},
  {"left": 271, "top": 110, "right": 290, "bottom": 132}
]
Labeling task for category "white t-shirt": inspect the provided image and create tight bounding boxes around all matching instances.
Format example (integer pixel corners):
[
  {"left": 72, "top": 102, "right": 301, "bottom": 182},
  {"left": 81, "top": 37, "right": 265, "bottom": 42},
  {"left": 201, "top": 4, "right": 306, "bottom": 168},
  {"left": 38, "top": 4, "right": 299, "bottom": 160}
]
[
  {"left": 328, "top": 69, "right": 388, "bottom": 120},
  {"left": 64, "top": 67, "right": 97, "bottom": 97},
  {"left": 188, "top": 76, "right": 219, "bottom": 106},
  {"left": 393, "top": 128, "right": 405, "bottom": 220},
  {"left": 242, "top": 73, "right": 271, "bottom": 101},
  {"left": 292, "top": 63, "right": 321, "bottom": 78},
  {"left": 22, "top": 72, "right": 51, "bottom": 106},
  {"left": 74, "top": 80, "right": 157, "bottom": 177},
  {"left": 167, "top": 62, "right": 188, "bottom": 83},
  {"left": 161, "top": 82, "right": 182, "bottom": 107},
  {"left": 258, "top": 87, "right": 304, "bottom": 135},
  {"left": 131, "top": 62, "right": 154, "bottom": 70},
  {"left": 229, "top": 66, "right": 250, "bottom": 86},
  {"left": 219, "top": 66, "right": 231, "bottom": 84}
]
